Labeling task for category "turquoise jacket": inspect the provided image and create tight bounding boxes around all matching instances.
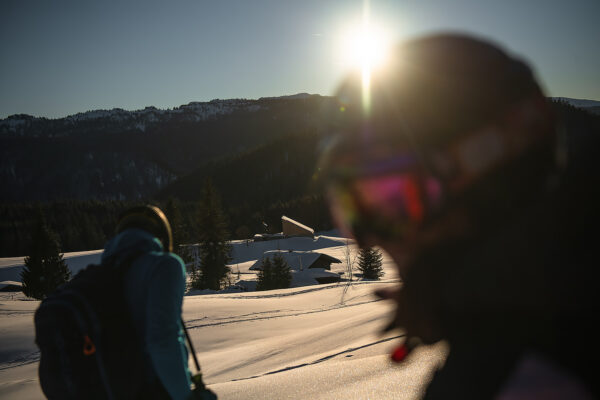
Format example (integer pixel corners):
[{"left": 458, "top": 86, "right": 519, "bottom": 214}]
[{"left": 102, "top": 228, "right": 192, "bottom": 400}]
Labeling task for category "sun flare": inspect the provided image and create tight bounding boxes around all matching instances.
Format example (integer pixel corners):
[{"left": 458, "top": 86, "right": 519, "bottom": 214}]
[
  {"left": 341, "top": 23, "right": 390, "bottom": 114},
  {"left": 344, "top": 26, "right": 388, "bottom": 73},
  {"left": 340, "top": 6, "right": 391, "bottom": 114}
]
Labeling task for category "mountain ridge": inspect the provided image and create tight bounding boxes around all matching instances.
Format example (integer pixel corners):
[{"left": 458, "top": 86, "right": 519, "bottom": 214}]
[
  {"left": 0, "top": 94, "right": 338, "bottom": 201},
  {"left": 0, "top": 94, "right": 328, "bottom": 135}
]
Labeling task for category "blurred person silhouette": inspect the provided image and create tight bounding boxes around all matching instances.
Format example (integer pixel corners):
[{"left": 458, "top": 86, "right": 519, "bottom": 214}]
[
  {"left": 323, "top": 34, "right": 599, "bottom": 399},
  {"left": 36, "top": 205, "right": 216, "bottom": 399}
]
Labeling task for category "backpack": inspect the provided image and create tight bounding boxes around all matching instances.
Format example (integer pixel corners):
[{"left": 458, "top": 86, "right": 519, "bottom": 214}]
[{"left": 34, "top": 252, "right": 166, "bottom": 400}]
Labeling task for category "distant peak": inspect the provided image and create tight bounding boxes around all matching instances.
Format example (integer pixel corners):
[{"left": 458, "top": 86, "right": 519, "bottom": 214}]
[
  {"left": 2, "top": 93, "right": 332, "bottom": 123},
  {"left": 6, "top": 114, "right": 36, "bottom": 120},
  {"left": 259, "top": 93, "right": 319, "bottom": 101},
  {"left": 551, "top": 97, "right": 600, "bottom": 108}
]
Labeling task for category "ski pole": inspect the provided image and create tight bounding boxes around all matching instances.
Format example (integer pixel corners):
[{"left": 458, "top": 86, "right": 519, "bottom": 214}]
[
  {"left": 181, "top": 317, "right": 201, "bottom": 373},
  {"left": 181, "top": 317, "right": 209, "bottom": 392}
]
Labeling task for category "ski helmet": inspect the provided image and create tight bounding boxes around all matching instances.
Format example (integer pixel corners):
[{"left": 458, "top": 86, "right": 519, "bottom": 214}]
[{"left": 116, "top": 205, "right": 174, "bottom": 252}]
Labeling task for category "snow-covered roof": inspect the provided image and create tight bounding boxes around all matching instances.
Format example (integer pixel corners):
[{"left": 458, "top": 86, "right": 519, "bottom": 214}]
[
  {"left": 290, "top": 268, "right": 341, "bottom": 286},
  {"left": 0, "top": 280, "right": 21, "bottom": 288},
  {"left": 281, "top": 215, "right": 314, "bottom": 236},
  {"left": 249, "top": 250, "right": 341, "bottom": 271}
]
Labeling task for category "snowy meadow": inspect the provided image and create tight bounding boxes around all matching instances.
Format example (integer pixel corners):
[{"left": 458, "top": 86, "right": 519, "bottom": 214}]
[{"left": 0, "top": 234, "right": 447, "bottom": 399}]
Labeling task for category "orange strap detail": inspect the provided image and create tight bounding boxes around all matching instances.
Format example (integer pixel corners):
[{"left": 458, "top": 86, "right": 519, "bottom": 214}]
[{"left": 83, "top": 335, "right": 96, "bottom": 356}]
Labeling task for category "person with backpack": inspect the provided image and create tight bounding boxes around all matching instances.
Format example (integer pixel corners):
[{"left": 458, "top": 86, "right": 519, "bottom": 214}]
[
  {"left": 323, "top": 34, "right": 599, "bottom": 398},
  {"left": 35, "top": 205, "right": 217, "bottom": 399}
]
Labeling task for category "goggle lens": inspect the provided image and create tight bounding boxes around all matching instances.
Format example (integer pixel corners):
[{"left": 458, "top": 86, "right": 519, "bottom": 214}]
[{"left": 329, "top": 173, "right": 443, "bottom": 243}]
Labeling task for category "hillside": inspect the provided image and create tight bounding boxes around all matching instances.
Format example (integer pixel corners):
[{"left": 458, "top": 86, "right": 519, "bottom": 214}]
[
  {"left": 0, "top": 95, "right": 337, "bottom": 202},
  {"left": 2, "top": 96, "right": 597, "bottom": 203},
  {"left": 551, "top": 97, "right": 600, "bottom": 114},
  {"left": 2, "top": 98, "right": 599, "bottom": 258}
]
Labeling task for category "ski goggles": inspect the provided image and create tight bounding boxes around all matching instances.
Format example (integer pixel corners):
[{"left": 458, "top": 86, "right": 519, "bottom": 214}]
[
  {"left": 326, "top": 99, "right": 548, "bottom": 244},
  {"left": 327, "top": 155, "right": 444, "bottom": 244}
]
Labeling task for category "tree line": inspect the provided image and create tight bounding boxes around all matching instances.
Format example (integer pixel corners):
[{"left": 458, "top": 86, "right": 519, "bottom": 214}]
[
  {"left": 1, "top": 130, "right": 335, "bottom": 257},
  {"left": 0, "top": 194, "right": 331, "bottom": 258},
  {"left": 21, "top": 180, "right": 235, "bottom": 298}
]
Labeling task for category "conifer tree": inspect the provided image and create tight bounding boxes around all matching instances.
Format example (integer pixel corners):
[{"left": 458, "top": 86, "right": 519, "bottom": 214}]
[
  {"left": 272, "top": 254, "right": 292, "bottom": 289},
  {"left": 357, "top": 246, "right": 384, "bottom": 280},
  {"left": 256, "top": 254, "right": 292, "bottom": 290},
  {"left": 21, "top": 211, "right": 71, "bottom": 299},
  {"left": 256, "top": 256, "right": 274, "bottom": 291},
  {"left": 164, "top": 197, "right": 184, "bottom": 255},
  {"left": 193, "top": 180, "right": 232, "bottom": 290}
]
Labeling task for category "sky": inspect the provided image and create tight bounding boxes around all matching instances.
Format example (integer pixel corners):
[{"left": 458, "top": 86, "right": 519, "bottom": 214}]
[{"left": 1, "top": 0, "right": 599, "bottom": 119}]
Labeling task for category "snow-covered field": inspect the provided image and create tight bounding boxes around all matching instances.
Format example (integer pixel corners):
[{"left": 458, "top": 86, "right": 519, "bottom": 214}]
[{"left": 0, "top": 234, "right": 447, "bottom": 399}]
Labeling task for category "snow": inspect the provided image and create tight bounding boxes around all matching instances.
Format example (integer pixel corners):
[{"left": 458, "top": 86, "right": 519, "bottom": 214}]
[
  {"left": 247, "top": 249, "right": 342, "bottom": 286},
  {"left": 176, "top": 99, "right": 263, "bottom": 122},
  {"left": 0, "top": 281, "right": 21, "bottom": 291},
  {"left": 0, "top": 235, "right": 444, "bottom": 399},
  {"left": 0, "top": 99, "right": 264, "bottom": 136},
  {"left": 229, "top": 235, "right": 349, "bottom": 265},
  {"left": 0, "top": 250, "right": 102, "bottom": 282},
  {"left": 259, "top": 93, "right": 316, "bottom": 100},
  {"left": 249, "top": 250, "right": 340, "bottom": 271}
]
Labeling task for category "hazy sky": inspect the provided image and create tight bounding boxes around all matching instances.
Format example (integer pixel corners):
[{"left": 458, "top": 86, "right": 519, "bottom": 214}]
[{"left": 1, "top": 0, "right": 598, "bottom": 119}]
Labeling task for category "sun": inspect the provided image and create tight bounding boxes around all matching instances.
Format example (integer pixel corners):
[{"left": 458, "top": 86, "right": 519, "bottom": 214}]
[
  {"left": 340, "top": 22, "right": 390, "bottom": 113},
  {"left": 343, "top": 25, "right": 389, "bottom": 74},
  {"left": 337, "top": 0, "right": 392, "bottom": 113}
]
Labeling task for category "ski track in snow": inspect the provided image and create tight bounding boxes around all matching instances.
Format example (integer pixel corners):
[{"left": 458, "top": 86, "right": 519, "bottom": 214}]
[
  {"left": 185, "top": 298, "right": 385, "bottom": 329},
  {"left": 0, "top": 351, "right": 40, "bottom": 371},
  {"left": 183, "top": 280, "right": 400, "bottom": 329},
  {"left": 0, "top": 310, "right": 35, "bottom": 317},
  {"left": 216, "top": 279, "right": 399, "bottom": 300},
  {"left": 230, "top": 335, "right": 405, "bottom": 382}
]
